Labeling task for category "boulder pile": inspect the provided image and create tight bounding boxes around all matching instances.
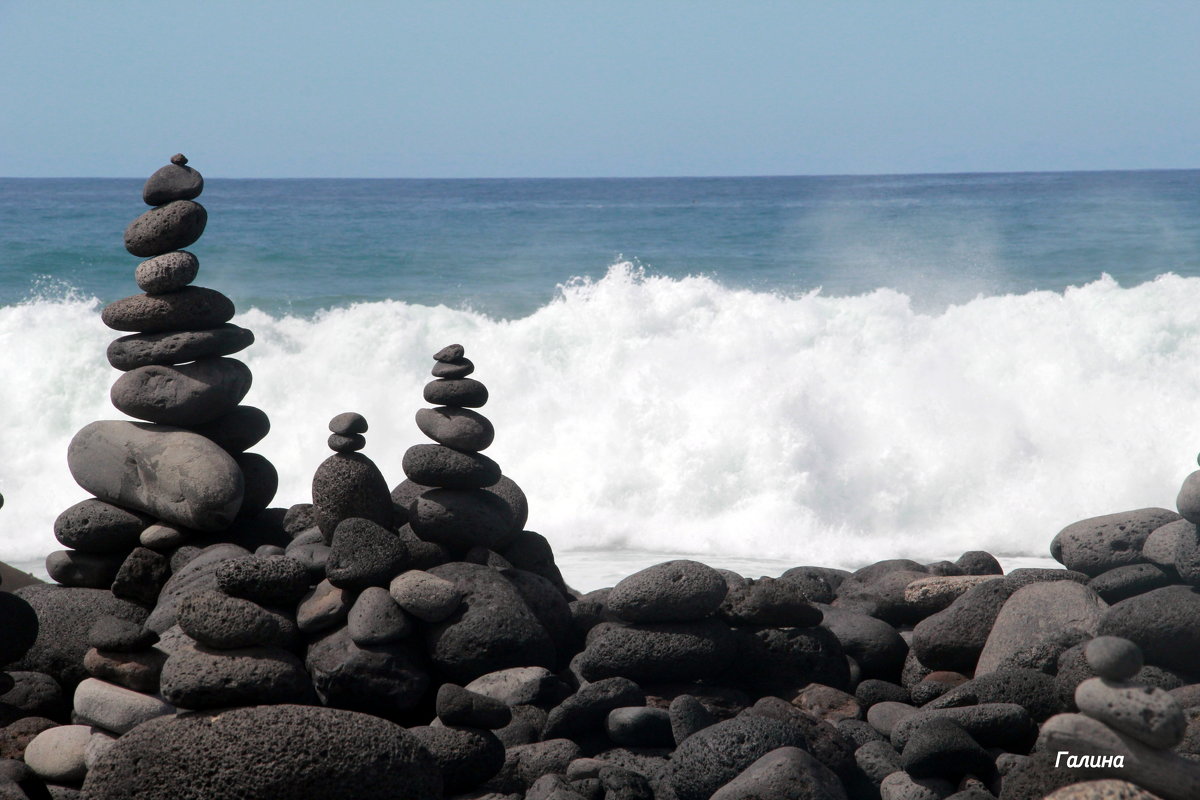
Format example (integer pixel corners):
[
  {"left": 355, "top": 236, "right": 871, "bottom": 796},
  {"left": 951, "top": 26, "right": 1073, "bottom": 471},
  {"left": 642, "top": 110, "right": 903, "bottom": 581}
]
[{"left": 8, "top": 157, "right": 1200, "bottom": 799}]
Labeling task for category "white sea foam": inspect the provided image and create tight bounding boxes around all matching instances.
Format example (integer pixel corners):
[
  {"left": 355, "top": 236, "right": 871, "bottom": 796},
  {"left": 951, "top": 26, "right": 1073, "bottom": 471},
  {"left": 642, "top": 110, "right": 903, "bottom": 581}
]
[{"left": 2, "top": 264, "right": 1198, "bottom": 586}]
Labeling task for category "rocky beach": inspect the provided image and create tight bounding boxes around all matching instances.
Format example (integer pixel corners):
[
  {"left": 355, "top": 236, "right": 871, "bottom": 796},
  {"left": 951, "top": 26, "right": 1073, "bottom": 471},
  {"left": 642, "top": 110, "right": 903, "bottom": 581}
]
[{"left": 5, "top": 158, "right": 1200, "bottom": 800}]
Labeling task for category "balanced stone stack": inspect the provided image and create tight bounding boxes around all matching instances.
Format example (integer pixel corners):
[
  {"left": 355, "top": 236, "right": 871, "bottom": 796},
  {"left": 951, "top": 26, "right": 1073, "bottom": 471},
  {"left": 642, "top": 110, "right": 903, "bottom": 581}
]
[{"left": 52, "top": 154, "right": 278, "bottom": 604}]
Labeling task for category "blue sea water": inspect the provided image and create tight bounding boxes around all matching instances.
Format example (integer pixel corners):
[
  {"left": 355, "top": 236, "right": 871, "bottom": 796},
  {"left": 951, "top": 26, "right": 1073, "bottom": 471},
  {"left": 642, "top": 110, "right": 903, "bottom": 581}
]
[{"left": 2, "top": 171, "right": 1200, "bottom": 587}]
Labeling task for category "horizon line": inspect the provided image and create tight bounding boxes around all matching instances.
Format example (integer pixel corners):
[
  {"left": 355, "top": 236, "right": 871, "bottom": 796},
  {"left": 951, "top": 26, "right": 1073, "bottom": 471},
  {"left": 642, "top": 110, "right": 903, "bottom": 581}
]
[{"left": 1, "top": 166, "right": 1197, "bottom": 181}]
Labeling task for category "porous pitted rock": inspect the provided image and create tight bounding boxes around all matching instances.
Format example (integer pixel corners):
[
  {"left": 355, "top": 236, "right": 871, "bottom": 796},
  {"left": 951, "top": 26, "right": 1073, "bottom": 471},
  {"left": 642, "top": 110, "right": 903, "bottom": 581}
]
[
  {"left": 327, "top": 517, "right": 411, "bottom": 591},
  {"left": 817, "top": 603, "right": 907, "bottom": 680},
  {"left": 437, "top": 683, "right": 513, "bottom": 728},
  {"left": 1050, "top": 508, "right": 1180, "bottom": 577},
  {"left": 145, "top": 543, "right": 250, "bottom": 632},
  {"left": 52, "top": 499, "right": 151, "bottom": 553},
  {"left": 890, "top": 702, "right": 1038, "bottom": 753},
  {"left": 408, "top": 724, "right": 505, "bottom": 794},
  {"left": 425, "top": 378, "right": 488, "bottom": 407},
  {"left": 68, "top": 421, "right": 244, "bottom": 531},
  {"left": 176, "top": 590, "right": 292, "bottom": 650},
  {"left": 542, "top": 677, "right": 644, "bottom": 740},
  {"left": 578, "top": 619, "right": 735, "bottom": 683},
  {"left": 924, "top": 667, "right": 1063, "bottom": 721},
  {"left": 899, "top": 716, "right": 994, "bottom": 781},
  {"left": 729, "top": 625, "right": 850, "bottom": 695},
  {"left": 124, "top": 200, "right": 207, "bottom": 256},
  {"left": 720, "top": 577, "right": 823, "bottom": 627},
  {"left": 606, "top": 560, "right": 727, "bottom": 623},
  {"left": 1088, "top": 563, "right": 1175, "bottom": 603},
  {"left": 134, "top": 249, "right": 199, "bottom": 293},
  {"left": 214, "top": 554, "right": 310, "bottom": 606},
  {"left": 80, "top": 704, "right": 442, "bottom": 800},
  {"left": 101, "top": 286, "right": 234, "bottom": 333},
  {"left": 160, "top": 639, "right": 311, "bottom": 709},
  {"left": 1075, "top": 677, "right": 1186, "bottom": 749},
  {"left": 403, "top": 445, "right": 501, "bottom": 489},
  {"left": 425, "top": 562, "right": 556, "bottom": 683},
  {"left": 305, "top": 626, "right": 429, "bottom": 718},
  {"left": 311, "top": 452, "right": 393, "bottom": 542}
]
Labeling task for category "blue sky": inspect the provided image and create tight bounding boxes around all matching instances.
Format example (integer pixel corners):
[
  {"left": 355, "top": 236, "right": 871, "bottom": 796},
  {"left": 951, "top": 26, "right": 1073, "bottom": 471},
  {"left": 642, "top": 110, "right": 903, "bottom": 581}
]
[{"left": 1, "top": 1, "right": 1197, "bottom": 177}]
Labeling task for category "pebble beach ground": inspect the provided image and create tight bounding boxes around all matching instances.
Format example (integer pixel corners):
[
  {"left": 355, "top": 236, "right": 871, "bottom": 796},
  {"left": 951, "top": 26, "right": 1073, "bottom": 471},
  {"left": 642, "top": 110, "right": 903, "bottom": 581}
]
[{"left": 4, "top": 157, "right": 1200, "bottom": 800}]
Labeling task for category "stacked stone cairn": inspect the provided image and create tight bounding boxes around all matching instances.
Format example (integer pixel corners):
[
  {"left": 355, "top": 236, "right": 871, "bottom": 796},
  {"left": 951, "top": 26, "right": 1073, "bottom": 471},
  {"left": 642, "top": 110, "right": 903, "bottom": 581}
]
[{"left": 15, "top": 164, "right": 1200, "bottom": 798}]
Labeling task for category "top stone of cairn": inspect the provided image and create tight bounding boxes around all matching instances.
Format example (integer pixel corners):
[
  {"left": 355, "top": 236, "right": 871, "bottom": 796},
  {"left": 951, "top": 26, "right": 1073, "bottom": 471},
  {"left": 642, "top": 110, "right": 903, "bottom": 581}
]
[{"left": 143, "top": 153, "right": 204, "bottom": 206}]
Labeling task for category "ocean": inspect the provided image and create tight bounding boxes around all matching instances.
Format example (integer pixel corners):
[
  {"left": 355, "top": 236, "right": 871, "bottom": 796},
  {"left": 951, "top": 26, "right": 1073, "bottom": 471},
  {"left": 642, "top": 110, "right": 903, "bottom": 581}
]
[{"left": 2, "top": 171, "right": 1199, "bottom": 590}]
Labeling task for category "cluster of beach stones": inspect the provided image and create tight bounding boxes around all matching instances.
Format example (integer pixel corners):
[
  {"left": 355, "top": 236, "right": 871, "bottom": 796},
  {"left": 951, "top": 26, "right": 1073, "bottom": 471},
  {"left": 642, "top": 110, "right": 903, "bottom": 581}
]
[{"left": 11, "top": 157, "right": 1200, "bottom": 799}]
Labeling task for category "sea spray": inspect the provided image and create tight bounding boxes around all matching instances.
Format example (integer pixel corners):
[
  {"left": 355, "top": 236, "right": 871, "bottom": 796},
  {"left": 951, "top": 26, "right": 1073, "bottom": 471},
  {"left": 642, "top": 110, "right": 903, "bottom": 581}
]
[{"left": 3, "top": 263, "right": 1200, "bottom": 571}]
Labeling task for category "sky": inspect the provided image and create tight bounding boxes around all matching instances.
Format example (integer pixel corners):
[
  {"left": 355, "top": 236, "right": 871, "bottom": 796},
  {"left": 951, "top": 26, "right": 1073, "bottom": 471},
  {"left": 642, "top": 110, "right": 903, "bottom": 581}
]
[{"left": 0, "top": 1, "right": 1197, "bottom": 178}]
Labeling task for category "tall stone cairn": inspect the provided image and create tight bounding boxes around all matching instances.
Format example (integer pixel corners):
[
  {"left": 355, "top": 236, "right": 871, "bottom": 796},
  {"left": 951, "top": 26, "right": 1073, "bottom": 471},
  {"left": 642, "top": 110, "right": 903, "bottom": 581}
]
[{"left": 54, "top": 154, "right": 278, "bottom": 603}]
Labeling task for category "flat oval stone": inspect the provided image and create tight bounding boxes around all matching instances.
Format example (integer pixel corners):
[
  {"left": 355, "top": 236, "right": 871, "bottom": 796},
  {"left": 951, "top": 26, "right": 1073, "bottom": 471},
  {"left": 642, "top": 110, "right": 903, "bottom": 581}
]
[
  {"left": 53, "top": 498, "right": 152, "bottom": 553},
  {"left": 160, "top": 641, "right": 311, "bottom": 709},
  {"left": 416, "top": 407, "right": 494, "bottom": 451},
  {"left": 329, "top": 412, "right": 368, "bottom": 435},
  {"left": 424, "top": 378, "right": 488, "bottom": 408},
  {"left": 142, "top": 160, "right": 203, "bottom": 205},
  {"left": 135, "top": 250, "right": 199, "bottom": 294},
  {"left": 45, "top": 550, "right": 124, "bottom": 588},
  {"left": 101, "top": 287, "right": 234, "bottom": 333},
  {"left": 124, "top": 200, "right": 208, "bottom": 257},
  {"left": 608, "top": 560, "right": 728, "bottom": 623},
  {"left": 110, "top": 357, "right": 252, "bottom": 426},
  {"left": 431, "top": 358, "right": 474, "bottom": 378},
  {"left": 407, "top": 488, "right": 515, "bottom": 552},
  {"left": 402, "top": 444, "right": 501, "bottom": 489},
  {"left": 68, "top": 421, "right": 244, "bottom": 531},
  {"left": 177, "top": 589, "right": 290, "bottom": 650},
  {"left": 106, "top": 324, "right": 254, "bottom": 371},
  {"left": 185, "top": 405, "right": 270, "bottom": 453},
  {"left": 1075, "top": 676, "right": 1186, "bottom": 749},
  {"left": 434, "top": 344, "right": 465, "bottom": 362}
]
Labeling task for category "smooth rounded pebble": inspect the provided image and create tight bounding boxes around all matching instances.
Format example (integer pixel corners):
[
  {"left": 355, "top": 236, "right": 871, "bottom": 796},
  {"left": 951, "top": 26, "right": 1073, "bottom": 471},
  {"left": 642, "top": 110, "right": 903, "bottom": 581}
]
[
  {"left": 407, "top": 488, "right": 515, "bottom": 552},
  {"left": 710, "top": 746, "right": 848, "bottom": 800},
  {"left": 73, "top": 678, "right": 174, "bottom": 734},
  {"left": 416, "top": 407, "right": 495, "bottom": 451},
  {"left": 424, "top": 378, "right": 488, "bottom": 408},
  {"left": 23, "top": 724, "right": 92, "bottom": 783},
  {"left": 135, "top": 250, "right": 199, "bottom": 293},
  {"left": 329, "top": 412, "right": 368, "bottom": 435},
  {"left": 142, "top": 157, "right": 204, "bottom": 205},
  {"left": 110, "top": 357, "right": 252, "bottom": 425},
  {"left": 975, "top": 580, "right": 1107, "bottom": 675},
  {"left": 81, "top": 704, "right": 442, "bottom": 800},
  {"left": 53, "top": 498, "right": 151, "bottom": 553},
  {"left": 1086, "top": 636, "right": 1144, "bottom": 681},
  {"left": 389, "top": 570, "right": 463, "bottom": 623},
  {"left": 607, "top": 560, "right": 728, "bottom": 623},
  {"left": 348, "top": 586, "right": 413, "bottom": 645},
  {"left": 124, "top": 200, "right": 207, "bottom": 257}
]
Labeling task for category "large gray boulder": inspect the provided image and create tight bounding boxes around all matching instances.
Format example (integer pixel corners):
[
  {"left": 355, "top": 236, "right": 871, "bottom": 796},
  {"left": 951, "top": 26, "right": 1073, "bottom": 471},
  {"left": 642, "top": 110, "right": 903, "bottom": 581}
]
[
  {"left": 975, "top": 580, "right": 1107, "bottom": 676},
  {"left": 80, "top": 704, "right": 442, "bottom": 800},
  {"left": 68, "top": 421, "right": 244, "bottom": 531}
]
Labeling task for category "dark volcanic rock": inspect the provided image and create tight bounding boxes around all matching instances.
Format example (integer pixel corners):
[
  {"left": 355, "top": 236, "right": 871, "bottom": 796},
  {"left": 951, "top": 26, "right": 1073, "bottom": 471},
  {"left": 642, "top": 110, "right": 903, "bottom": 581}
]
[
  {"left": 1050, "top": 508, "right": 1180, "bottom": 577},
  {"left": 955, "top": 551, "right": 1004, "bottom": 575},
  {"left": 578, "top": 619, "right": 735, "bottom": 683},
  {"left": 160, "top": 639, "right": 311, "bottom": 708},
  {"left": 0, "top": 593, "right": 38, "bottom": 666},
  {"left": 409, "top": 724, "right": 505, "bottom": 794},
  {"left": 729, "top": 625, "right": 850, "bottom": 694},
  {"left": 389, "top": 569, "right": 463, "bottom": 622},
  {"left": 900, "top": 717, "right": 994, "bottom": 781},
  {"left": 426, "top": 562, "right": 556, "bottom": 683},
  {"left": 890, "top": 702, "right": 1038, "bottom": 753},
  {"left": 329, "top": 412, "right": 368, "bottom": 435},
  {"left": 709, "top": 746, "right": 848, "bottom": 800},
  {"left": 106, "top": 324, "right": 254, "bottom": 371},
  {"left": 403, "top": 444, "right": 502, "bottom": 489},
  {"left": 416, "top": 407, "right": 495, "bottom": 451},
  {"left": 134, "top": 249, "right": 200, "bottom": 293},
  {"left": 87, "top": 615, "right": 156, "bottom": 652},
  {"left": 142, "top": 156, "right": 204, "bottom": 205},
  {"left": 327, "top": 517, "right": 411, "bottom": 591},
  {"left": 146, "top": 543, "right": 251, "bottom": 632},
  {"left": 68, "top": 421, "right": 244, "bottom": 531},
  {"left": 607, "top": 560, "right": 727, "bottom": 623},
  {"left": 667, "top": 715, "right": 843, "bottom": 800},
  {"left": 111, "top": 546, "right": 171, "bottom": 605},
  {"left": 312, "top": 452, "right": 394, "bottom": 542},
  {"left": 11, "top": 585, "right": 147, "bottom": 689},
  {"left": 186, "top": 405, "right": 271, "bottom": 453},
  {"left": 431, "top": 357, "right": 474, "bottom": 378},
  {"left": 606, "top": 706, "right": 673, "bottom": 747},
  {"left": 176, "top": 589, "right": 291, "bottom": 649},
  {"left": 347, "top": 586, "right": 413, "bottom": 645},
  {"left": 487, "top": 475, "right": 530, "bottom": 533},
  {"left": 296, "top": 578, "right": 351, "bottom": 634},
  {"left": 437, "top": 683, "right": 513, "bottom": 728},
  {"left": 102, "top": 286, "right": 234, "bottom": 333},
  {"left": 80, "top": 704, "right": 441, "bottom": 800},
  {"left": 924, "top": 668, "right": 1063, "bottom": 721},
  {"left": 424, "top": 378, "right": 489, "bottom": 407},
  {"left": 720, "top": 577, "right": 823, "bottom": 627},
  {"left": 110, "top": 357, "right": 252, "bottom": 426},
  {"left": 817, "top": 603, "right": 908, "bottom": 680},
  {"left": 305, "top": 626, "right": 430, "bottom": 717},
  {"left": 408, "top": 488, "right": 516, "bottom": 552},
  {"left": 1087, "top": 562, "right": 1175, "bottom": 603},
  {"left": 53, "top": 499, "right": 151, "bottom": 553},
  {"left": 124, "top": 200, "right": 208, "bottom": 257},
  {"left": 543, "top": 677, "right": 645, "bottom": 740},
  {"left": 45, "top": 549, "right": 123, "bottom": 588},
  {"left": 910, "top": 578, "right": 1016, "bottom": 674},
  {"left": 1098, "top": 584, "right": 1200, "bottom": 672},
  {"left": 215, "top": 554, "right": 311, "bottom": 605}
]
